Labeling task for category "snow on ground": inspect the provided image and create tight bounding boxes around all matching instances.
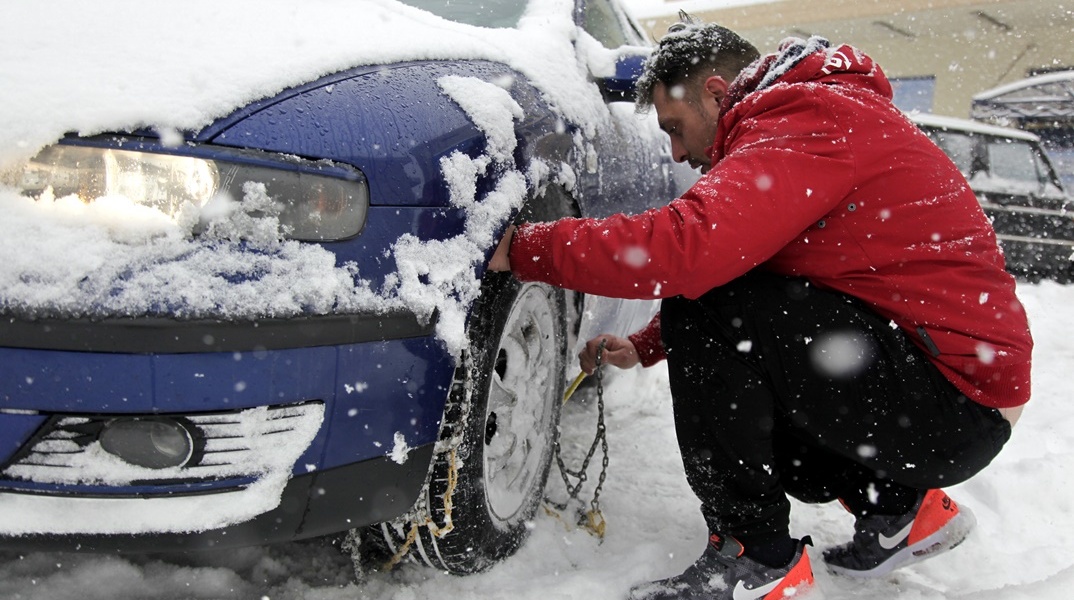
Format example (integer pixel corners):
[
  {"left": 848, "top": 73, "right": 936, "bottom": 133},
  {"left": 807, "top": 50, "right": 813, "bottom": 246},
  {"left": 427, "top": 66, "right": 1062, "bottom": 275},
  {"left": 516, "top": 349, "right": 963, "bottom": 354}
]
[{"left": 0, "top": 279, "right": 1070, "bottom": 599}]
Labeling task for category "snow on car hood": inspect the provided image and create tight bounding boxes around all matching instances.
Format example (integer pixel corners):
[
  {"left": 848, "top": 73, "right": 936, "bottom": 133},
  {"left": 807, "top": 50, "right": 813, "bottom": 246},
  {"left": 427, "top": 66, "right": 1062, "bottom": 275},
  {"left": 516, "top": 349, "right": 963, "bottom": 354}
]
[
  {"left": 0, "top": 0, "right": 608, "bottom": 169},
  {"left": 0, "top": 0, "right": 627, "bottom": 355}
]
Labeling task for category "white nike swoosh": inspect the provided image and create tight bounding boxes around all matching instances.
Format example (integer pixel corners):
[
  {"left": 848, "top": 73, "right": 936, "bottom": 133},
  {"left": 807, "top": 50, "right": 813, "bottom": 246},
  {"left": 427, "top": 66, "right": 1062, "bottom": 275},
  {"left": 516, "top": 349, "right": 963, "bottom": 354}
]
[
  {"left": 732, "top": 578, "right": 781, "bottom": 600},
  {"left": 878, "top": 521, "right": 915, "bottom": 550}
]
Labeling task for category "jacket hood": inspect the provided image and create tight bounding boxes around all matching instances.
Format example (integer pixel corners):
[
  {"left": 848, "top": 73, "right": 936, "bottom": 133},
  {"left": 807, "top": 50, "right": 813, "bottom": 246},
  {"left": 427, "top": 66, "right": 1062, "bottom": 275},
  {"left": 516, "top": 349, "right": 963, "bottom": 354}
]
[{"left": 719, "top": 36, "right": 893, "bottom": 118}]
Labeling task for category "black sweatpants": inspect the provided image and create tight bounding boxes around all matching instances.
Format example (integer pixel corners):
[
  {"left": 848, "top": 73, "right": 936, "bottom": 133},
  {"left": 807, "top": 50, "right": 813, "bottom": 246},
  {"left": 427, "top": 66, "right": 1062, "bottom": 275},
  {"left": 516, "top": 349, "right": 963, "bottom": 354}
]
[{"left": 660, "top": 271, "right": 1012, "bottom": 539}]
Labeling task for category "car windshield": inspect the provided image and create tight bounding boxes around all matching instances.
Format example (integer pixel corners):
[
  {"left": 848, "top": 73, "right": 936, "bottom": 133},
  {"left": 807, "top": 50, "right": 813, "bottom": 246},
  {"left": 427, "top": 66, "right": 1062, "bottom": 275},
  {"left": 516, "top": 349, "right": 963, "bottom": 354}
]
[{"left": 397, "top": 0, "right": 528, "bottom": 28}]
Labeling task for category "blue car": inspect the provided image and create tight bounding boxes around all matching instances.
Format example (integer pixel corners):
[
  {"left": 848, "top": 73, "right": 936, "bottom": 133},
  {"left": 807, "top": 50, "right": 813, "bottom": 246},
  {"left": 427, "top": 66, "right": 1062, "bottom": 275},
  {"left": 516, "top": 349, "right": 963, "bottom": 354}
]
[{"left": 0, "top": 0, "right": 689, "bottom": 574}]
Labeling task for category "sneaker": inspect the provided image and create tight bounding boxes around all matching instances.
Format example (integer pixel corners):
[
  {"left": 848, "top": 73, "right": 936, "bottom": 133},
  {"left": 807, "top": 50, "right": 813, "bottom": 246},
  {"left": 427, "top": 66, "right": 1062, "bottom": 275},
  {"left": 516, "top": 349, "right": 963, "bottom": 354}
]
[
  {"left": 823, "top": 489, "right": 975, "bottom": 578},
  {"left": 629, "top": 533, "right": 814, "bottom": 600}
]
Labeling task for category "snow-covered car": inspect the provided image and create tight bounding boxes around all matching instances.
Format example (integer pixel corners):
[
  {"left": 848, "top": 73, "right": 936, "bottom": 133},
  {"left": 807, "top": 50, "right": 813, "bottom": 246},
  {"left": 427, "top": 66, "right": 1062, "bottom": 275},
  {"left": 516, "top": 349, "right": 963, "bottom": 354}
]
[
  {"left": 911, "top": 113, "right": 1074, "bottom": 282},
  {"left": 0, "top": 0, "right": 689, "bottom": 574}
]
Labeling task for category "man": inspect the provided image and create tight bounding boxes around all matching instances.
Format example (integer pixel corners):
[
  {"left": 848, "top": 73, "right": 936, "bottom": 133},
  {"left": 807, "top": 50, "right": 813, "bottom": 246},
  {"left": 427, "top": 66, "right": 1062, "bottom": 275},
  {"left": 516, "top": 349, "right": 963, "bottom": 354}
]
[{"left": 489, "top": 17, "right": 1031, "bottom": 600}]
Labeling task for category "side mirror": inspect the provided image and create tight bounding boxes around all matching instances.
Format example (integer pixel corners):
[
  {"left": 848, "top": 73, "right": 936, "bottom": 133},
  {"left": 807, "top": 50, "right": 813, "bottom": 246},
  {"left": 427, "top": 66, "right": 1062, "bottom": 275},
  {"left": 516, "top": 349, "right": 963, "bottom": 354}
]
[{"left": 597, "top": 53, "right": 647, "bottom": 103}]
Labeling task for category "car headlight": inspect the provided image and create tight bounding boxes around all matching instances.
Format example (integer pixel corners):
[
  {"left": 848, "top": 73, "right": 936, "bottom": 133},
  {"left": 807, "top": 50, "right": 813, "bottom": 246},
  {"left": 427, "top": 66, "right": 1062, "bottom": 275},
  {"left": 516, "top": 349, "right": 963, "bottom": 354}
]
[{"left": 2, "top": 144, "right": 368, "bottom": 241}]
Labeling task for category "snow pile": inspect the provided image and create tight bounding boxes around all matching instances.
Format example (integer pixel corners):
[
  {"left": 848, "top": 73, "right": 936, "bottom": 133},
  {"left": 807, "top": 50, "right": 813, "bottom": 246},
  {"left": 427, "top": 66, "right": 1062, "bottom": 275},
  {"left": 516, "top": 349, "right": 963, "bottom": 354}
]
[{"left": 389, "top": 432, "right": 412, "bottom": 465}]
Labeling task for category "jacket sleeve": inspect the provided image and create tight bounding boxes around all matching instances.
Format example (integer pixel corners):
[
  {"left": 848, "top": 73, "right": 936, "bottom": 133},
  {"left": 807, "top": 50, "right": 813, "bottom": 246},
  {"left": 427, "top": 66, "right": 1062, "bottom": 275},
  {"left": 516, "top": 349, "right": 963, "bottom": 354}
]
[
  {"left": 509, "top": 87, "right": 858, "bottom": 300},
  {"left": 627, "top": 312, "right": 665, "bottom": 367}
]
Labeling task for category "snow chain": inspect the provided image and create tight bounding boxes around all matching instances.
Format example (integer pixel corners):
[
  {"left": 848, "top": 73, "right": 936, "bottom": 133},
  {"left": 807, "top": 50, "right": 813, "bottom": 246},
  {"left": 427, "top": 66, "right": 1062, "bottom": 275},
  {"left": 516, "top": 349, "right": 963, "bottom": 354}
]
[
  {"left": 547, "top": 340, "right": 610, "bottom": 539},
  {"left": 348, "top": 353, "right": 473, "bottom": 575},
  {"left": 380, "top": 447, "right": 459, "bottom": 571},
  {"left": 358, "top": 341, "right": 611, "bottom": 574}
]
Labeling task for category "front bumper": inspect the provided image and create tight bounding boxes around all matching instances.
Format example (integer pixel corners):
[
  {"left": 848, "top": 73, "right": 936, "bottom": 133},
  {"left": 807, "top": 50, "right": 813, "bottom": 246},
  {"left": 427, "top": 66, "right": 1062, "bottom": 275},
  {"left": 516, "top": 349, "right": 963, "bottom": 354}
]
[
  {"left": 0, "top": 309, "right": 452, "bottom": 550},
  {"left": 0, "top": 443, "right": 434, "bottom": 552}
]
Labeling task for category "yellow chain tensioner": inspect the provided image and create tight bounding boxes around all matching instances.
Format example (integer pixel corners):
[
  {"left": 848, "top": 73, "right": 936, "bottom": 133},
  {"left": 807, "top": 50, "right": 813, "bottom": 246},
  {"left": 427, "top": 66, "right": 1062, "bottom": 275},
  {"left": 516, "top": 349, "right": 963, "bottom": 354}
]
[{"left": 564, "top": 371, "right": 588, "bottom": 404}]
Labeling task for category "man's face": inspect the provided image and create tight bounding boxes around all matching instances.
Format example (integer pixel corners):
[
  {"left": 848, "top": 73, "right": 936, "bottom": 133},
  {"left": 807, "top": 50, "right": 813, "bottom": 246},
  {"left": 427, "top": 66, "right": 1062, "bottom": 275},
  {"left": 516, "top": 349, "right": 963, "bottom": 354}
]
[{"left": 652, "top": 79, "right": 725, "bottom": 173}]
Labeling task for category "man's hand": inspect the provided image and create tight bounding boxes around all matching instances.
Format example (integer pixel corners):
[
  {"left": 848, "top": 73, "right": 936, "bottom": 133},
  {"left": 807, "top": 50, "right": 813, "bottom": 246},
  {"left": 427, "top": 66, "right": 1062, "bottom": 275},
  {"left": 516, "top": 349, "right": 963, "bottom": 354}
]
[
  {"left": 579, "top": 334, "right": 639, "bottom": 375},
  {"left": 488, "top": 225, "right": 516, "bottom": 272}
]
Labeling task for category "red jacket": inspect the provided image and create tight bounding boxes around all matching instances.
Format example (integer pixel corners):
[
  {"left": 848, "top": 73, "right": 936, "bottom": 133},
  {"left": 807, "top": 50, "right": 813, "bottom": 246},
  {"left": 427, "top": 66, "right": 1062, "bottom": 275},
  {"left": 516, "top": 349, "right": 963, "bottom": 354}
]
[{"left": 509, "top": 38, "right": 1032, "bottom": 409}]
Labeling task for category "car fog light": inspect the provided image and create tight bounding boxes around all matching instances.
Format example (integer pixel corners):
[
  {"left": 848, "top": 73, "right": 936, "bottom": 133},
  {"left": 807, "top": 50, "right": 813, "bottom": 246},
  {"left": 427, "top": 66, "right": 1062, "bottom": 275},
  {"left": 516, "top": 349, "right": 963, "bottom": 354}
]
[{"left": 98, "top": 418, "right": 195, "bottom": 469}]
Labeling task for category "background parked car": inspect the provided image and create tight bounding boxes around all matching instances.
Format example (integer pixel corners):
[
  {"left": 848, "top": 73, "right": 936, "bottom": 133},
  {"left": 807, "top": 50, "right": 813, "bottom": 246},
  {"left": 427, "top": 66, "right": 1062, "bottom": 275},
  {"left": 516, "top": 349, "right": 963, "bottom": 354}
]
[
  {"left": 911, "top": 112, "right": 1074, "bottom": 282},
  {"left": 970, "top": 70, "right": 1074, "bottom": 193},
  {"left": 0, "top": 0, "right": 691, "bottom": 575}
]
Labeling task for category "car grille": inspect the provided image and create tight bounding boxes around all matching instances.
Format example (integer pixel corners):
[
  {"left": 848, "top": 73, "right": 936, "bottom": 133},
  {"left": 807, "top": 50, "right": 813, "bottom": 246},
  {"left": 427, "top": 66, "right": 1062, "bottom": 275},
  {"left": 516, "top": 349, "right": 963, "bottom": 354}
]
[{"left": 2, "top": 402, "right": 324, "bottom": 487}]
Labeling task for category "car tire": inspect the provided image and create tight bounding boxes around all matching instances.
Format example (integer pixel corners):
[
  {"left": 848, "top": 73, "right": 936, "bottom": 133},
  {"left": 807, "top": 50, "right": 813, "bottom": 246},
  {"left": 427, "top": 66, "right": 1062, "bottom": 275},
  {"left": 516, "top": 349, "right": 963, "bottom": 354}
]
[{"left": 373, "top": 272, "right": 566, "bottom": 574}]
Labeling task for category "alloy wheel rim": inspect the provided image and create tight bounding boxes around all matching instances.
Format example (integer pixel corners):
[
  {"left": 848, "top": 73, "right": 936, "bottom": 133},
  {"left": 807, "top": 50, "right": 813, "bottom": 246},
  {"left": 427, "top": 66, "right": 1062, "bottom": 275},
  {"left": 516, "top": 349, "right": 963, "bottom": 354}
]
[{"left": 483, "top": 283, "right": 559, "bottom": 523}]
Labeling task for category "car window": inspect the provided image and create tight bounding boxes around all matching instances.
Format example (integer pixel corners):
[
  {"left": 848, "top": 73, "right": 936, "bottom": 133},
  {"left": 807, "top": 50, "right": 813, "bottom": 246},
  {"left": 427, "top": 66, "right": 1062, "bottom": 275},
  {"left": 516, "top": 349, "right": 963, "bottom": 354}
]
[
  {"left": 967, "top": 136, "right": 1070, "bottom": 206},
  {"left": 1048, "top": 147, "right": 1074, "bottom": 190},
  {"left": 582, "top": 0, "right": 637, "bottom": 48},
  {"left": 396, "top": 0, "right": 526, "bottom": 28},
  {"left": 926, "top": 130, "right": 974, "bottom": 174},
  {"left": 1028, "top": 148, "right": 1071, "bottom": 207},
  {"left": 1030, "top": 147, "right": 1069, "bottom": 198},
  {"left": 988, "top": 139, "right": 1040, "bottom": 185}
]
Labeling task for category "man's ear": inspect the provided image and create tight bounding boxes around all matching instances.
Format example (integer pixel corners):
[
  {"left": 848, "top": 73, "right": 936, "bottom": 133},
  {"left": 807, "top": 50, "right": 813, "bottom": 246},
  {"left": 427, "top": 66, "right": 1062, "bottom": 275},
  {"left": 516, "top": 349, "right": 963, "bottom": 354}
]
[{"left": 702, "top": 76, "right": 729, "bottom": 105}]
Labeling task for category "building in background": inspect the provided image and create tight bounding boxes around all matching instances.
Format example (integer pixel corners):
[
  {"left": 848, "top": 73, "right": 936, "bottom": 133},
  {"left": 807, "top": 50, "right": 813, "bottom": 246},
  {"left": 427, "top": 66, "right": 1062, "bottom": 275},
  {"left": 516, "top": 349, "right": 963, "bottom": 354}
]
[{"left": 631, "top": 0, "right": 1072, "bottom": 118}]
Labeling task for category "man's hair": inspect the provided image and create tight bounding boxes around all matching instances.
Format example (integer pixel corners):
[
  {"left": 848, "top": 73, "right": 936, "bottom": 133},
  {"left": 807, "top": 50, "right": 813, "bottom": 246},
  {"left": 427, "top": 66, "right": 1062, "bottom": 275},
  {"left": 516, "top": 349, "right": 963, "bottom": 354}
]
[{"left": 635, "top": 14, "right": 761, "bottom": 111}]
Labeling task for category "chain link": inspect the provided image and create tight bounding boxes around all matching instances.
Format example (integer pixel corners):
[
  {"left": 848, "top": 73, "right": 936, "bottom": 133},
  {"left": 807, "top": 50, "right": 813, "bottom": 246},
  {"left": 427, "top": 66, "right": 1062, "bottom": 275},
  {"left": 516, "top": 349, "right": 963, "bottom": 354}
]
[{"left": 548, "top": 340, "right": 610, "bottom": 538}]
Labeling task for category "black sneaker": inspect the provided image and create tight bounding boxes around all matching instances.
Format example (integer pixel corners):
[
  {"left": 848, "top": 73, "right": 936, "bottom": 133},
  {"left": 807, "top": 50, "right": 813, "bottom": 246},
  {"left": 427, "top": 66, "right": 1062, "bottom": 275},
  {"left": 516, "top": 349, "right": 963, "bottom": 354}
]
[
  {"left": 823, "top": 489, "right": 975, "bottom": 578},
  {"left": 628, "top": 533, "right": 814, "bottom": 600}
]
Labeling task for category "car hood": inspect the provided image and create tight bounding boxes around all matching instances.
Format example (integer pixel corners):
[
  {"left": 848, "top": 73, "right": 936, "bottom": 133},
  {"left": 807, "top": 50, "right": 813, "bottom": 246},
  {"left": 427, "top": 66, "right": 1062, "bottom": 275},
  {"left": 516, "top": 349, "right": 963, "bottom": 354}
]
[{"left": 0, "top": 0, "right": 612, "bottom": 170}]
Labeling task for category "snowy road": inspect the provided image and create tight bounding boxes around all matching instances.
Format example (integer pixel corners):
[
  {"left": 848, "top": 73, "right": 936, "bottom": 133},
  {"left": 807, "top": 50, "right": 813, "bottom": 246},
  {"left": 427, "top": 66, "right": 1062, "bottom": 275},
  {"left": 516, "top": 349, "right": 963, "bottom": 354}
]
[{"left": 1, "top": 281, "right": 1071, "bottom": 600}]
